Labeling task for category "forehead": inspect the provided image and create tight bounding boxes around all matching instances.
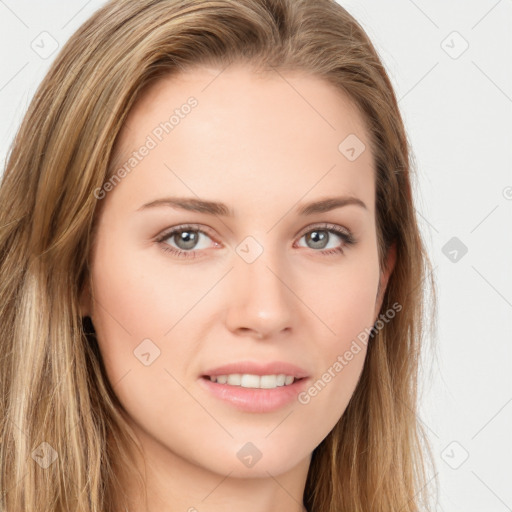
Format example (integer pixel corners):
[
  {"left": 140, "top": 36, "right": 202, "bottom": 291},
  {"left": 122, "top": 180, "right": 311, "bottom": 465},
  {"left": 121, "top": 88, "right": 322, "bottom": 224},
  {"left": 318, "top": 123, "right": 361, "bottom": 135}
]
[
  {"left": 121, "top": 64, "right": 371, "bottom": 150},
  {"left": 109, "top": 64, "right": 375, "bottom": 216}
]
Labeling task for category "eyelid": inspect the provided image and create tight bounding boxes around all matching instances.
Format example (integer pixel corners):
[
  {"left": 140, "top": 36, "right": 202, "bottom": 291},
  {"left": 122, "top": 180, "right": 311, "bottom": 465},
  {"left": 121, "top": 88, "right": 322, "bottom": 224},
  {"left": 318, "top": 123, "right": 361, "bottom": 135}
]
[
  {"left": 156, "top": 223, "right": 218, "bottom": 242},
  {"left": 295, "top": 222, "right": 352, "bottom": 239}
]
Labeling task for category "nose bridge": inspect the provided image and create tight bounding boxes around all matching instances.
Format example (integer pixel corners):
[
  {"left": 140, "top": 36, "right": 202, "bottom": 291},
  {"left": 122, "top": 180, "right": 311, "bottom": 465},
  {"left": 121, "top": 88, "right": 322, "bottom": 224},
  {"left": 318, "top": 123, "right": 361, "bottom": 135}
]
[{"left": 225, "top": 236, "right": 294, "bottom": 337}]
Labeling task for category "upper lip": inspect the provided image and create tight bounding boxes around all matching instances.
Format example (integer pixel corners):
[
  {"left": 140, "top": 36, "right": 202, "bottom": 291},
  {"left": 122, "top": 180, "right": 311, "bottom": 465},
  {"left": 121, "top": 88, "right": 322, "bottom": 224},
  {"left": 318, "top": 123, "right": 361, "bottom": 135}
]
[{"left": 202, "top": 361, "right": 309, "bottom": 379}]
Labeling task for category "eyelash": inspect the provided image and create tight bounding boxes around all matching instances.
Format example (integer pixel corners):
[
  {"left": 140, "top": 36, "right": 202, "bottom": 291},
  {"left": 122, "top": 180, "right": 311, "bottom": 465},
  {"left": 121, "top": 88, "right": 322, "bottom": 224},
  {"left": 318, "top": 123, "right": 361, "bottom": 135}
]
[{"left": 155, "top": 223, "right": 356, "bottom": 260}]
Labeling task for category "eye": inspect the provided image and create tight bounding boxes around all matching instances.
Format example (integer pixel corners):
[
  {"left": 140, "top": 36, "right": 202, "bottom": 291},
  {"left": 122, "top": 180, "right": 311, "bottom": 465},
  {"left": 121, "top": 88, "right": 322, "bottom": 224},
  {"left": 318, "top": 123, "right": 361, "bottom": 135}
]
[
  {"left": 156, "top": 224, "right": 219, "bottom": 259},
  {"left": 295, "top": 223, "right": 356, "bottom": 256}
]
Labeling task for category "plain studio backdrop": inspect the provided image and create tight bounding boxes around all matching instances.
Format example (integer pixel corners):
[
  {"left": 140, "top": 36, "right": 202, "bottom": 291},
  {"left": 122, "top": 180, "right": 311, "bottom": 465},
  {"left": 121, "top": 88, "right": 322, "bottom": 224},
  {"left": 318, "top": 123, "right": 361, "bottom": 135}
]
[{"left": 0, "top": 1, "right": 511, "bottom": 510}]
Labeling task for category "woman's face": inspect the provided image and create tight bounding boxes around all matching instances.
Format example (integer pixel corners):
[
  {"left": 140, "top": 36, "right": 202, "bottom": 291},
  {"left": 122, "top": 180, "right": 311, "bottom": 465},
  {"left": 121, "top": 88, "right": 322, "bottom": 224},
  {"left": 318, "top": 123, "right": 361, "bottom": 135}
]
[{"left": 82, "top": 64, "right": 394, "bottom": 478}]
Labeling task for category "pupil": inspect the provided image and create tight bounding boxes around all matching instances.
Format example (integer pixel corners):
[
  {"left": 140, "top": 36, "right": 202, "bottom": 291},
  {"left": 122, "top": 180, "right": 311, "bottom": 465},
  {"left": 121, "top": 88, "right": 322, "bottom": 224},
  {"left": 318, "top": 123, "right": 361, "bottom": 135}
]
[
  {"left": 176, "top": 230, "right": 198, "bottom": 250},
  {"left": 307, "top": 230, "right": 328, "bottom": 249}
]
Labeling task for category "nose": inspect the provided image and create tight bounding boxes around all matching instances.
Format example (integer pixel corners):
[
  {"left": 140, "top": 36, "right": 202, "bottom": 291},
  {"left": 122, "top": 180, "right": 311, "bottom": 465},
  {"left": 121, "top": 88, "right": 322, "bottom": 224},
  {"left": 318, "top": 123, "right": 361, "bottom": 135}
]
[{"left": 224, "top": 246, "right": 295, "bottom": 340}]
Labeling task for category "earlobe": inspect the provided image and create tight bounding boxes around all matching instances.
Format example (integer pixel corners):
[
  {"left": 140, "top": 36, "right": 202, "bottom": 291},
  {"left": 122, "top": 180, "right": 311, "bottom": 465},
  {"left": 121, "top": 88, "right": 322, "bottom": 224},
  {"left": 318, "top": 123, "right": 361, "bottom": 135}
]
[{"left": 375, "top": 241, "right": 397, "bottom": 316}]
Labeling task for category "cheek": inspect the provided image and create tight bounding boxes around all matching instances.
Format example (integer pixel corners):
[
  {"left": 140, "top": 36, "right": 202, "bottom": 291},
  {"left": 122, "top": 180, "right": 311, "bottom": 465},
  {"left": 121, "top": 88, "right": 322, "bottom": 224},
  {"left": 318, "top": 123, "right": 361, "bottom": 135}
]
[
  {"left": 297, "top": 254, "right": 378, "bottom": 423},
  {"left": 87, "top": 235, "right": 174, "bottom": 384},
  {"left": 330, "top": 277, "right": 377, "bottom": 346},
  {"left": 89, "top": 233, "right": 205, "bottom": 343},
  {"left": 306, "top": 251, "right": 379, "bottom": 347},
  {"left": 88, "top": 233, "right": 216, "bottom": 401},
  {"left": 88, "top": 241, "right": 207, "bottom": 446}
]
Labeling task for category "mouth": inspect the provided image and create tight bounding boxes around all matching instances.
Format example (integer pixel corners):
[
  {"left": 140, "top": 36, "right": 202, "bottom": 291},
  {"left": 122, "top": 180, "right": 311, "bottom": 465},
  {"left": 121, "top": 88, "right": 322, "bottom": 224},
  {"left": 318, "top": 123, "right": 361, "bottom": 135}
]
[
  {"left": 201, "top": 373, "right": 305, "bottom": 390},
  {"left": 198, "top": 373, "right": 310, "bottom": 413},
  {"left": 198, "top": 361, "right": 310, "bottom": 412}
]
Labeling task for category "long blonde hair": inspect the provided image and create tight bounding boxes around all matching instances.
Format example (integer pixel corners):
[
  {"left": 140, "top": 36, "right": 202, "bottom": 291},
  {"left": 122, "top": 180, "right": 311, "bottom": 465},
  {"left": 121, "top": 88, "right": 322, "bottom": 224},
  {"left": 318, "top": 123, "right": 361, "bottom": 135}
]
[{"left": 0, "top": 0, "right": 437, "bottom": 510}]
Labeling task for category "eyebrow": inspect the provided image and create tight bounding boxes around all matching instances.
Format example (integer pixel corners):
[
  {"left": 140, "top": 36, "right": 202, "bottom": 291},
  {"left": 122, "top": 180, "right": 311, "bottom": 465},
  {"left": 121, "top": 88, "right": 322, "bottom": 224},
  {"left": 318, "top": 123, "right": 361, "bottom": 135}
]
[{"left": 136, "top": 195, "right": 367, "bottom": 216}]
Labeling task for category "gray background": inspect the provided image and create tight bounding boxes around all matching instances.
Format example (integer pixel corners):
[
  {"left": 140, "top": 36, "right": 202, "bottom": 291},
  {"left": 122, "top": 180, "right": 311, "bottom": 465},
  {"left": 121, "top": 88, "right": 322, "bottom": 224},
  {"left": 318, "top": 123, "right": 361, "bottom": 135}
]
[{"left": 1, "top": 1, "right": 511, "bottom": 510}]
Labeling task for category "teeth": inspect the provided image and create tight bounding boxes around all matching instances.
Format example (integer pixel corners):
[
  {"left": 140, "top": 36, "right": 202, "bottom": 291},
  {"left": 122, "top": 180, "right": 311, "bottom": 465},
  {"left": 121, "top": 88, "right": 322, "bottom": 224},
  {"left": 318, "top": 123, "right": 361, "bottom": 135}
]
[
  {"left": 276, "top": 374, "right": 286, "bottom": 386},
  {"left": 227, "top": 374, "right": 241, "bottom": 385},
  {"left": 208, "top": 374, "right": 297, "bottom": 389}
]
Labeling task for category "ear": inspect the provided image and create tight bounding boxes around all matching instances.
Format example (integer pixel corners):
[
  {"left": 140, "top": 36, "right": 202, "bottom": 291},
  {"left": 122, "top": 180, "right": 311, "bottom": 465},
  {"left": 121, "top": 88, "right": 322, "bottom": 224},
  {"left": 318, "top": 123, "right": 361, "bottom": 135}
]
[{"left": 374, "top": 241, "right": 397, "bottom": 318}]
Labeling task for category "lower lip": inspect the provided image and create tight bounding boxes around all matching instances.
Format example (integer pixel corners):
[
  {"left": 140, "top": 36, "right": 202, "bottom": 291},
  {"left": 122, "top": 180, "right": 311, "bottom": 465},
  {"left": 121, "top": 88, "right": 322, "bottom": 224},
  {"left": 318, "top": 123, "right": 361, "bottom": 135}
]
[{"left": 198, "top": 376, "right": 310, "bottom": 413}]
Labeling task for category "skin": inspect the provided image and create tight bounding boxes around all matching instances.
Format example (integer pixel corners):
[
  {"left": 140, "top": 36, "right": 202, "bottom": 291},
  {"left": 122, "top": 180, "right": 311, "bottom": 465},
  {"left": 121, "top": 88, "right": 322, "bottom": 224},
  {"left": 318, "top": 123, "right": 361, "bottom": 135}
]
[{"left": 81, "top": 63, "right": 396, "bottom": 512}]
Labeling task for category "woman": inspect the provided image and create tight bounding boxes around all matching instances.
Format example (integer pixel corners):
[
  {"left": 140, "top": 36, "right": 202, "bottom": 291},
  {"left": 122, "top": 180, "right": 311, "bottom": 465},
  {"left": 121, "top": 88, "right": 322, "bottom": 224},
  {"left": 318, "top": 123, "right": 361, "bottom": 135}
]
[{"left": 0, "top": 0, "right": 437, "bottom": 511}]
